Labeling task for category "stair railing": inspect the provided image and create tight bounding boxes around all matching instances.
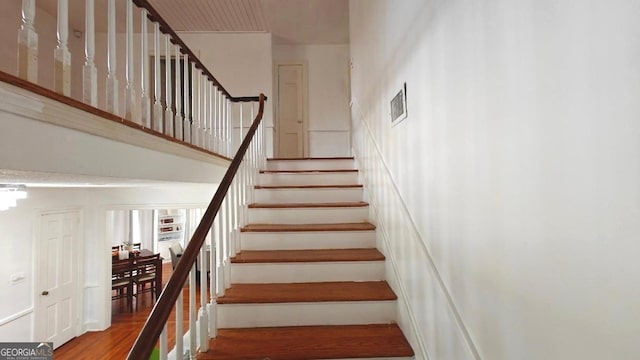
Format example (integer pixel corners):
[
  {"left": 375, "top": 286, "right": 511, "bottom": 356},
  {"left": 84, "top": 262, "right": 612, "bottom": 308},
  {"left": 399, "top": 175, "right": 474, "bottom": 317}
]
[
  {"left": 5, "top": 0, "right": 261, "bottom": 158},
  {"left": 128, "top": 93, "right": 266, "bottom": 360},
  {"left": 7, "top": 1, "right": 270, "bottom": 358}
]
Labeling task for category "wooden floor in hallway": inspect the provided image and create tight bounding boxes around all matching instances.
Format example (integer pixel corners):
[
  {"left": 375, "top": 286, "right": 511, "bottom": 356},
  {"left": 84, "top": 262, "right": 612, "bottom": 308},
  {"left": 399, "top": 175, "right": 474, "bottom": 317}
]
[{"left": 53, "top": 263, "right": 206, "bottom": 360}]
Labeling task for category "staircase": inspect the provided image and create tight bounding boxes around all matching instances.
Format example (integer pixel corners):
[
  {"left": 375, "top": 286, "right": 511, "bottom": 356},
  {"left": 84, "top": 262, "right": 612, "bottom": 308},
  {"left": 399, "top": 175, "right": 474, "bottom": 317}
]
[{"left": 200, "top": 157, "right": 414, "bottom": 360}]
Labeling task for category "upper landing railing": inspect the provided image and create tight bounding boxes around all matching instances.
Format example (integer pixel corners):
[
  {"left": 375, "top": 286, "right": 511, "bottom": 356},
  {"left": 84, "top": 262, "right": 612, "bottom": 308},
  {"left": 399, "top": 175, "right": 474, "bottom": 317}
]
[
  {"left": 5, "top": 0, "right": 262, "bottom": 158},
  {"left": 4, "top": 1, "right": 270, "bottom": 359}
]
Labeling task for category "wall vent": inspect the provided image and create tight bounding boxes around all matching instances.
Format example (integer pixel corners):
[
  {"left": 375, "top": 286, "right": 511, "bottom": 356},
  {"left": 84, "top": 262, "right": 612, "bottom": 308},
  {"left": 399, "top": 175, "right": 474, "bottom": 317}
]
[{"left": 390, "top": 82, "right": 407, "bottom": 126}]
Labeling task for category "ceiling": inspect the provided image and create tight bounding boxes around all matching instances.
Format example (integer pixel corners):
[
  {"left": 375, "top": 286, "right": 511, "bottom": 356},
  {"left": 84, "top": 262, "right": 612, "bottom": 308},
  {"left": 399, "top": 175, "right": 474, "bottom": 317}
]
[{"left": 38, "top": 0, "right": 349, "bottom": 45}]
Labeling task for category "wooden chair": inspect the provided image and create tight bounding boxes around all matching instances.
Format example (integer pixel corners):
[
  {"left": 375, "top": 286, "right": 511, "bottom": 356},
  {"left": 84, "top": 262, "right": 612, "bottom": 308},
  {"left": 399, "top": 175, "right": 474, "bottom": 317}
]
[
  {"left": 133, "top": 253, "right": 160, "bottom": 309},
  {"left": 111, "top": 258, "right": 134, "bottom": 312},
  {"left": 111, "top": 245, "right": 121, "bottom": 252},
  {"left": 132, "top": 242, "right": 142, "bottom": 250}
]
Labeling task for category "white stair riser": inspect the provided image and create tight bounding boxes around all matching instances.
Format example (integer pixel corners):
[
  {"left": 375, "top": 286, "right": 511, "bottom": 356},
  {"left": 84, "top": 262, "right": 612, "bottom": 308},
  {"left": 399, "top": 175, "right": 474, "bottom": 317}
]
[
  {"left": 248, "top": 207, "right": 369, "bottom": 224},
  {"left": 255, "top": 187, "right": 363, "bottom": 203},
  {"left": 241, "top": 231, "right": 377, "bottom": 250},
  {"left": 267, "top": 159, "right": 355, "bottom": 171},
  {"left": 259, "top": 172, "right": 359, "bottom": 186},
  {"left": 231, "top": 261, "right": 385, "bottom": 283},
  {"left": 217, "top": 301, "right": 396, "bottom": 328}
]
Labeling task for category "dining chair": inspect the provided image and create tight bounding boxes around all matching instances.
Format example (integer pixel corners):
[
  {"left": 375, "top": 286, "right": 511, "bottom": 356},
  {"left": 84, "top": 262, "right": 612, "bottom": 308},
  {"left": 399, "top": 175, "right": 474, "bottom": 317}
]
[
  {"left": 132, "top": 242, "right": 142, "bottom": 250},
  {"left": 168, "top": 243, "right": 183, "bottom": 270},
  {"left": 133, "top": 253, "right": 161, "bottom": 309},
  {"left": 111, "top": 257, "right": 134, "bottom": 312},
  {"left": 111, "top": 245, "right": 121, "bottom": 252}
]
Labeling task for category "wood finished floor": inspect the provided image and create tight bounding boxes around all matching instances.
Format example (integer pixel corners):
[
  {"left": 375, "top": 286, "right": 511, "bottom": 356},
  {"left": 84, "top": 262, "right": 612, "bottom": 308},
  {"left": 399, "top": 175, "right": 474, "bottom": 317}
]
[{"left": 53, "top": 263, "right": 208, "bottom": 360}]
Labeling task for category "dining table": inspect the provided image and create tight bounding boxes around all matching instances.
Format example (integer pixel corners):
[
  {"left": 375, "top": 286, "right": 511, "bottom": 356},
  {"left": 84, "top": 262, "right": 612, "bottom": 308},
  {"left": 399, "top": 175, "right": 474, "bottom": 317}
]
[{"left": 112, "top": 248, "right": 163, "bottom": 300}]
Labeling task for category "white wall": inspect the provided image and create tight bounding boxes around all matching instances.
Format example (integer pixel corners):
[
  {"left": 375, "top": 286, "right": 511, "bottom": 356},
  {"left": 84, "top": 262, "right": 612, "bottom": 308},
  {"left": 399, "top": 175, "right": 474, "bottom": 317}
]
[
  {"left": 273, "top": 45, "right": 351, "bottom": 157},
  {"left": 179, "top": 32, "right": 275, "bottom": 156},
  {"left": 0, "top": 185, "right": 215, "bottom": 342},
  {"left": 349, "top": 1, "right": 640, "bottom": 359}
]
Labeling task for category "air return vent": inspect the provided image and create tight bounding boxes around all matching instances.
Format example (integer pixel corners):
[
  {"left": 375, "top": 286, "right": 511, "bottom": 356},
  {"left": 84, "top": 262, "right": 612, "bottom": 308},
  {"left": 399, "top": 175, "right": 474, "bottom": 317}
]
[{"left": 390, "top": 82, "right": 407, "bottom": 126}]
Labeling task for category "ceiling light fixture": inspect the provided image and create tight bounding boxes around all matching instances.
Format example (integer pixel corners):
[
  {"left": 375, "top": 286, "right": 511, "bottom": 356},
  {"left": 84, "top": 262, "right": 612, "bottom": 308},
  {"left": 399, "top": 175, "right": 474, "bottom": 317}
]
[{"left": 0, "top": 185, "right": 28, "bottom": 211}]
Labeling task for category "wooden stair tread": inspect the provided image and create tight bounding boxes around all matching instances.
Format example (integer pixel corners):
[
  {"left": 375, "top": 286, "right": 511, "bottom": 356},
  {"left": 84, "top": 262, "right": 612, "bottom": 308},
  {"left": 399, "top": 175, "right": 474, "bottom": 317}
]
[
  {"left": 249, "top": 201, "right": 368, "bottom": 209},
  {"left": 260, "top": 169, "right": 358, "bottom": 174},
  {"left": 268, "top": 157, "right": 355, "bottom": 161},
  {"left": 231, "top": 249, "right": 385, "bottom": 263},
  {"left": 241, "top": 222, "right": 376, "bottom": 232},
  {"left": 255, "top": 184, "right": 363, "bottom": 189},
  {"left": 199, "top": 324, "right": 414, "bottom": 360},
  {"left": 216, "top": 281, "right": 397, "bottom": 304}
]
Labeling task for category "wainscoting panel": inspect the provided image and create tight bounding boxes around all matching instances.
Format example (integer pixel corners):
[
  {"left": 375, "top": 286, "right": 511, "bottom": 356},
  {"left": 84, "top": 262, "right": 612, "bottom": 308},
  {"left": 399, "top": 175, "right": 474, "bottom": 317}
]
[
  {"left": 352, "top": 116, "right": 479, "bottom": 360},
  {"left": 309, "top": 130, "right": 350, "bottom": 157}
]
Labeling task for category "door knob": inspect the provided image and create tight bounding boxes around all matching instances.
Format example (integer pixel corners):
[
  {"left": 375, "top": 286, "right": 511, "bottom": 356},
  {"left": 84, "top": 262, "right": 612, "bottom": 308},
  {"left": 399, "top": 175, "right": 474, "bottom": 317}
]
[{"left": 42, "top": 291, "right": 49, "bottom": 296}]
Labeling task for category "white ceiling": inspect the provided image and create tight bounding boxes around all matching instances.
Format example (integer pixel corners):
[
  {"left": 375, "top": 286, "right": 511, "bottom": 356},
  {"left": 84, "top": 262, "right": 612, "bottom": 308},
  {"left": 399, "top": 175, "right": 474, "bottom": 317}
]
[{"left": 38, "top": 0, "right": 349, "bottom": 45}]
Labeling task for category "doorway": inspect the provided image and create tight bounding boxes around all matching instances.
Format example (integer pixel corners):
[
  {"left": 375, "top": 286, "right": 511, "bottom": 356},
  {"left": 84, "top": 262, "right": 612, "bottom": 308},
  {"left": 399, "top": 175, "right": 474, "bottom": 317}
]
[
  {"left": 276, "top": 63, "right": 307, "bottom": 158},
  {"left": 36, "top": 210, "right": 82, "bottom": 349}
]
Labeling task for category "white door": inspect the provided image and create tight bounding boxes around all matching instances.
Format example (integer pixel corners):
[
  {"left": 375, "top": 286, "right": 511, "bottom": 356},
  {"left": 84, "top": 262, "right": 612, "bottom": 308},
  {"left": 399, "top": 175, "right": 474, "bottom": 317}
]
[
  {"left": 277, "top": 64, "right": 304, "bottom": 158},
  {"left": 38, "top": 211, "right": 80, "bottom": 349}
]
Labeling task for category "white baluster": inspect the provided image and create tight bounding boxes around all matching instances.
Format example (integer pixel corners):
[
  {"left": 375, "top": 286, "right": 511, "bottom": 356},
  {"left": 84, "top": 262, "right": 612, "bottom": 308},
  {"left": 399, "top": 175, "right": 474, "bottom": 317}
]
[
  {"left": 208, "top": 225, "right": 217, "bottom": 337},
  {"left": 160, "top": 324, "right": 168, "bottom": 360},
  {"left": 198, "top": 72, "right": 207, "bottom": 148},
  {"left": 199, "top": 245, "right": 209, "bottom": 351},
  {"left": 54, "top": 0, "right": 71, "bottom": 96},
  {"left": 213, "top": 88, "right": 220, "bottom": 154},
  {"left": 189, "top": 264, "right": 197, "bottom": 359},
  {"left": 124, "top": 0, "right": 136, "bottom": 121},
  {"left": 202, "top": 81, "right": 209, "bottom": 150},
  {"left": 190, "top": 62, "right": 197, "bottom": 145},
  {"left": 209, "top": 85, "right": 215, "bottom": 151},
  {"left": 82, "top": 0, "right": 97, "bottom": 106},
  {"left": 174, "top": 45, "right": 183, "bottom": 141},
  {"left": 202, "top": 76, "right": 209, "bottom": 150},
  {"left": 175, "top": 291, "right": 184, "bottom": 360},
  {"left": 224, "top": 197, "right": 232, "bottom": 289},
  {"left": 164, "top": 34, "right": 174, "bottom": 137},
  {"left": 173, "top": 46, "right": 183, "bottom": 140},
  {"left": 183, "top": 55, "right": 191, "bottom": 144},
  {"left": 193, "top": 70, "right": 200, "bottom": 147},
  {"left": 214, "top": 215, "right": 225, "bottom": 296},
  {"left": 226, "top": 98, "right": 232, "bottom": 156},
  {"left": 140, "top": 9, "right": 150, "bottom": 127},
  {"left": 82, "top": 0, "right": 98, "bottom": 107},
  {"left": 106, "top": 0, "right": 118, "bottom": 115},
  {"left": 221, "top": 96, "right": 227, "bottom": 156},
  {"left": 153, "top": 23, "right": 163, "bottom": 132},
  {"left": 18, "top": 0, "right": 38, "bottom": 82},
  {"left": 218, "top": 93, "right": 223, "bottom": 155}
]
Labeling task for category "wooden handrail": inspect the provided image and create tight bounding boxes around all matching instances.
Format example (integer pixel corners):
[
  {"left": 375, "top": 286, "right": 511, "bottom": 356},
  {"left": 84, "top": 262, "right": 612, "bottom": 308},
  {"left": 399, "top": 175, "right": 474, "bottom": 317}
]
[
  {"left": 127, "top": 94, "right": 266, "bottom": 360},
  {"left": 132, "top": 0, "right": 263, "bottom": 103}
]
